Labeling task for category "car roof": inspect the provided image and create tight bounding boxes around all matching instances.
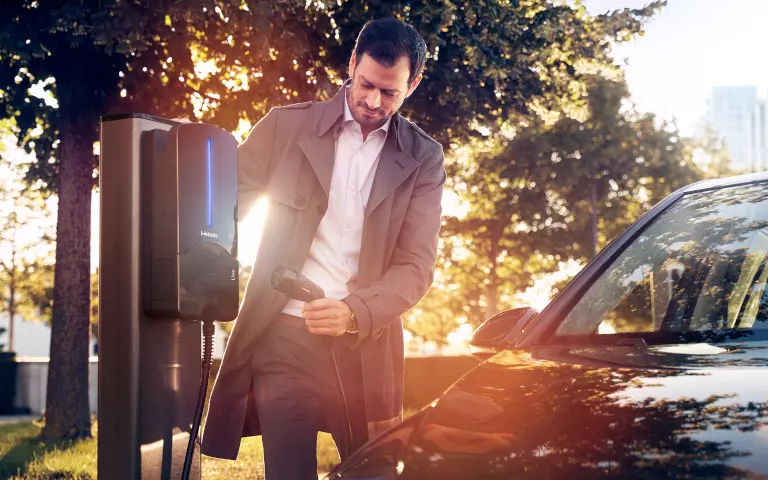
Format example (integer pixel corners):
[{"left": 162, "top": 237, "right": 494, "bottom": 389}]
[{"left": 683, "top": 170, "right": 768, "bottom": 194}]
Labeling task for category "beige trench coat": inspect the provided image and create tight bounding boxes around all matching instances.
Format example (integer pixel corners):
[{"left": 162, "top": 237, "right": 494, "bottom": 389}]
[{"left": 200, "top": 81, "right": 446, "bottom": 460}]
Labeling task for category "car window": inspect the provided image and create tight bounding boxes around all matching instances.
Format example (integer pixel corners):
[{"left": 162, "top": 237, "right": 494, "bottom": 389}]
[{"left": 555, "top": 182, "right": 768, "bottom": 340}]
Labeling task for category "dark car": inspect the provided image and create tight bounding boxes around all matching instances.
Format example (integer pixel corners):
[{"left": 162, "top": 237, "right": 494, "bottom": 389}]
[{"left": 326, "top": 172, "right": 768, "bottom": 479}]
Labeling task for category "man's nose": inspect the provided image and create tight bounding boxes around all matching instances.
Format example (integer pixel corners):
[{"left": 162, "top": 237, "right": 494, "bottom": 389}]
[{"left": 366, "top": 90, "right": 381, "bottom": 110}]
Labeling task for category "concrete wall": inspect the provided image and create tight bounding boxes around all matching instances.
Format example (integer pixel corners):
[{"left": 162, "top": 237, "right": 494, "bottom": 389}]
[
  {"left": 0, "top": 314, "right": 98, "bottom": 358},
  {"left": 1, "top": 313, "right": 230, "bottom": 359},
  {"left": 14, "top": 357, "right": 99, "bottom": 415}
]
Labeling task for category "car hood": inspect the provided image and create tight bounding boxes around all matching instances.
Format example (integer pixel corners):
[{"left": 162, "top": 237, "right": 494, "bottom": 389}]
[{"left": 329, "top": 340, "right": 768, "bottom": 479}]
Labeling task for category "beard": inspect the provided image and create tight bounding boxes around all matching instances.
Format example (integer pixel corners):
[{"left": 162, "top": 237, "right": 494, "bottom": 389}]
[{"left": 347, "top": 85, "right": 391, "bottom": 130}]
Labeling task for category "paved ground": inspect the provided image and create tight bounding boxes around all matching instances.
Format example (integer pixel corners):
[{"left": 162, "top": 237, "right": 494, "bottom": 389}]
[{"left": 0, "top": 414, "right": 39, "bottom": 425}]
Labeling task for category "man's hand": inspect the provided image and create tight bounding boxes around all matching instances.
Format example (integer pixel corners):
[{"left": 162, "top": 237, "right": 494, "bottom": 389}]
[{"left": 302, "top": 298, "right": 353, "bottom": 336}]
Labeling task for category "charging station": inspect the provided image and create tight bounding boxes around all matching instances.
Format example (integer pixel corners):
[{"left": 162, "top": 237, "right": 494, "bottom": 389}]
[{"left": 98, "top": 113, "right": 240, "bottom": 479}]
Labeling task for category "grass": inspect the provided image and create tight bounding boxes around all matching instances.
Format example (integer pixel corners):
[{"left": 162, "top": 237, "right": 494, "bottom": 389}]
[
  {"left": 202, "top": 432, "right": 340, "bottom": 479},
  {"left": 0, "top": 418, "right": 97, "bottom": 480},
  {"left": 0, "top": 418, "right": 341, "bottom": 479}
]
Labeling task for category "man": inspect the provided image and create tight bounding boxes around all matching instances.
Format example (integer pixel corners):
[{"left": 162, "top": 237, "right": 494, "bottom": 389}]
[{"left": 201, "top": 17, "right": 446, "bottom": 479}]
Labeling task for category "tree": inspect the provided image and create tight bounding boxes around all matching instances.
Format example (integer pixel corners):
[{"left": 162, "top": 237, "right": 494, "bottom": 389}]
[
  {"left": 0, "top": 208, "right": 55, "bottom": 352},
  {"left": 404, "top": 282, "right": 463, "bottom": 353},
  {"left": 323, "top": 0, "right": 665, "bottom": 146},
  {"left": 442, "top": 74, "right": 705, "bottom": 325},
  {"left": 1, "top": 0, "right": 664, "bottom": 439},
  {"left": 691, "top": 123, "right": 735, "bottom": 178},
  {"left": 1, "top": 0, "right": 331, "bottom": 440},
  {"left": 0, "top": 127, "right": 56, "bottom": 352},
  {"left": 540, "top": 75, "right": 704, "bottom": 257}
]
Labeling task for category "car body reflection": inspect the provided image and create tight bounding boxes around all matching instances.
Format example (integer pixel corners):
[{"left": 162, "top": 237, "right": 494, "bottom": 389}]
[
  {"left": 327, "top": 168, "right": 768, "bottom": 480},
  {"left": 331, "top": 338, "right": 768, "bottom": 479}
]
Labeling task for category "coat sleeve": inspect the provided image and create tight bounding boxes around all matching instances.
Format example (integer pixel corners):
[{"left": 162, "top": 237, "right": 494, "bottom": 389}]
[
  {"left": 237, "top": 107, "right": 279, "bottom": 222},
  {"left": 342, "top": 144, "right": 446, "bottom": 347}
]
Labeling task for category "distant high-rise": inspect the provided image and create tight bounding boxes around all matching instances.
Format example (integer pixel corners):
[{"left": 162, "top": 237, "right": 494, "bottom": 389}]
[
  {"left": 753, "top": 98, "right": 768, "bottom": 171},
  {"left": 705, "top": 86, "right": 768, "bottom": 172}
]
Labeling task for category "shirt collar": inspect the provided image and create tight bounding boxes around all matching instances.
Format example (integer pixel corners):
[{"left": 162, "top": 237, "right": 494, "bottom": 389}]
[{"left": 343, "top": 86, "right": 392, "bottom": 136}]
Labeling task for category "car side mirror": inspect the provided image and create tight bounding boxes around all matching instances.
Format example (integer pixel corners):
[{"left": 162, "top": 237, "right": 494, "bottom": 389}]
[{"left": 469, "top": 307, "right": 539, "bottom": 360}]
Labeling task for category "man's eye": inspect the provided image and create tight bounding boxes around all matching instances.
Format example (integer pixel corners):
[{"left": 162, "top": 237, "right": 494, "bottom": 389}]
[{"left": 383, "top": 91, "right": 395, "bottom": 97}]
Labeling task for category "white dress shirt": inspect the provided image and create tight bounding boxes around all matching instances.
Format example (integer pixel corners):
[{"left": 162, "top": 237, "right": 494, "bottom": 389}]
[{"left": 282, "top": 89, "right": 391, "bottom": 317}]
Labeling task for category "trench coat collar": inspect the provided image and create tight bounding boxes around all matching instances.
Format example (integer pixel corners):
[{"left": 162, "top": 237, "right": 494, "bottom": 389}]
[
  {"left": 301, "top": 79, "right": 419, "bottom": 216},
  {"left": 317, "top": 78, "right": 406, "bottom": 152}
]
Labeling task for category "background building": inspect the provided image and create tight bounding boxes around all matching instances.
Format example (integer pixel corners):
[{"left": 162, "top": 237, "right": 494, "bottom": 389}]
[{"left": 706, "top": 86, "right": 768, "bottom": 172}]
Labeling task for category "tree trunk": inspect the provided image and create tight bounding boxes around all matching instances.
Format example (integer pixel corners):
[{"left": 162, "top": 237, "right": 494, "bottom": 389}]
[
  {"left": 42, "top": 98, "right": 94, "bottom": 440},
  {"left": 8, "top": 229, "right": 18, "bottom": 352},
  {"left": 8, "top": 282, "right": 15, "bottom": 353},
  {"left": 485, "top": 220, "right": 504, "bottom": 319},
  {"left": 588, "top": 182, "right": 599, "bottom": 259}
]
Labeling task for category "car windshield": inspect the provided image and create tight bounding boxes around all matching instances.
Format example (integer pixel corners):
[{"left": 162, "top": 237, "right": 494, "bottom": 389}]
[{"left": 556, "top": 181, "right": 768, "bottom": 340}]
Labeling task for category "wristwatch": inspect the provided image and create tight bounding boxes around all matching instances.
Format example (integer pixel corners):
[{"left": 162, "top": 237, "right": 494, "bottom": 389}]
[{"left": 346, "top": 309, "right": 359, "bottom": 334}]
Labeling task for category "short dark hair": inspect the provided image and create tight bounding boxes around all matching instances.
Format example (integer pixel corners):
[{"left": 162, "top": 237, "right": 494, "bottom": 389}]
[{"left": 353, "top": 17, "right": 427, "bottom": 86}]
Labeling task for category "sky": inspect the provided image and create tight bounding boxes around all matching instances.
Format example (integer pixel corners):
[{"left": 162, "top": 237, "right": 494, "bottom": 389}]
[{"left": 582, "top": 0, "right": 768, "bottom": 136}]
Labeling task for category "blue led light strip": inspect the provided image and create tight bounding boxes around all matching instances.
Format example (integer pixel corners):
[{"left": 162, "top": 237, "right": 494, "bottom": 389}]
[{"left": 207, "top": 138, "right": 212, "bottom": 227}]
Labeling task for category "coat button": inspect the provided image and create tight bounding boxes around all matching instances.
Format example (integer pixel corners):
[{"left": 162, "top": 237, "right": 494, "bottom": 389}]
[
  {"left": 317, "top": 204, "right": 327, "bottom": 215},
  {"left": 295, "top": 194, "right": 307, "bottom": 207}
]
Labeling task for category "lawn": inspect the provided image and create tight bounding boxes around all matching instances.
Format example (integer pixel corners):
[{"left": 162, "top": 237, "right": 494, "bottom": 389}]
[{"left": 0, "top": 417, "right": 340, "bottom": 479}]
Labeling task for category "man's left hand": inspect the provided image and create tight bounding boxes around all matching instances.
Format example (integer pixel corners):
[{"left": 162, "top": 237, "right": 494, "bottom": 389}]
[{"left": 302, "top": 298, "right": 353, "bottom": 336}]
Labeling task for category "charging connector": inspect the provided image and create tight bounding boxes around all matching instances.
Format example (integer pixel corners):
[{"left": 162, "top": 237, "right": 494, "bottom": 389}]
[{"left": 182, "top": 319, "right": 216, "bottom": 480}]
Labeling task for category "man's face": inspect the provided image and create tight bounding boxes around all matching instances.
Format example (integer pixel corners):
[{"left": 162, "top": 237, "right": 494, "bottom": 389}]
[{"left": 347, "top": 53, "right": 421, "bottom": 131}]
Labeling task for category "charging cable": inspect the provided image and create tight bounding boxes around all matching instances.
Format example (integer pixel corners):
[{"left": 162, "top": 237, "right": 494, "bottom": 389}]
[{"left": 182, "top": 319, "right": 216, "bottom": 480}]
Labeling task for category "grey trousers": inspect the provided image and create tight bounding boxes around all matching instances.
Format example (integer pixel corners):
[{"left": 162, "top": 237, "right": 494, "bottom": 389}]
[{"left": 251, "top": 314, "right": 353, "bottom": 480}]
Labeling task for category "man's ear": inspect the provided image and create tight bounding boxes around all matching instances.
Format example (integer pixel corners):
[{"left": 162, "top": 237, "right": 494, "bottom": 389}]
[
  {"left": 348, "top": 54, "right": 357, "bottom": 79},
  {"left": 405, "top": 74, "right": 423, "bottom": 98}
]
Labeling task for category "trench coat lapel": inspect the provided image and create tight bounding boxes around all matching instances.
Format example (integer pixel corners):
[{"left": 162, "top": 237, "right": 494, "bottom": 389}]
[
  {"left": 365, "top": 120, "right": 418, "bottom": 217},
  {"left": 297, "top": 80, "right": 420, "bottom": 215},
  {"left": 298, "top": 136, "right": 334, "bottom": 198},
  {"left": 298, "top": 82, "right": 347, "bottom": 197}
]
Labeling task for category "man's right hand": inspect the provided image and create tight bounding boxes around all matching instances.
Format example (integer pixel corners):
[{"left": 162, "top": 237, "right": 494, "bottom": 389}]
[{"left": 302, "top": 298, "right": 355, "bottom": 336}]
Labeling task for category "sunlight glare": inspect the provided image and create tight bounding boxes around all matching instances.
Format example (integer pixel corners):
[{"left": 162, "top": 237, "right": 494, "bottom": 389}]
[
  {"left": 597, "top": 322, "right": 616, "bottom": 335},
  {"left": 447, "top": 323, "right": 473, "bottom": 345},
  {"left": 237, "top": 196, "right": 270, "bottom": 268}
]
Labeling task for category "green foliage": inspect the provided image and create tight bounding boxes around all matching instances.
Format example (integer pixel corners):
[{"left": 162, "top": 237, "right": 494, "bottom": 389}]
[
  {"left": 13, "top": 263, "right": 55, "bottom": 325},
  {"left": 692, "top": 123, "right": 736, "bottom": 178},
  {"left": 405, "top": 285, "right": 462, "bottom": 349},
  {"left": 1, "top": 0, "right": 665, "bottom": 191},
  {"left": 324, "top": 0, "right": 665, "bottom": 145},
  {"left": 443, "top": 74, "right": 707, "bottom": 326},
  {"left": 0, "top": 135, "right": 56, "bottom": 336}
]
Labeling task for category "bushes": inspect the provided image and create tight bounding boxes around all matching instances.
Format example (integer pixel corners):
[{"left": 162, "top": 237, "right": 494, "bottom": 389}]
[{"left": 402, "top": 355, "right": 479, "bottom": 410}]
